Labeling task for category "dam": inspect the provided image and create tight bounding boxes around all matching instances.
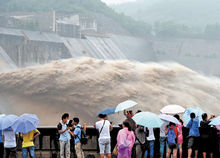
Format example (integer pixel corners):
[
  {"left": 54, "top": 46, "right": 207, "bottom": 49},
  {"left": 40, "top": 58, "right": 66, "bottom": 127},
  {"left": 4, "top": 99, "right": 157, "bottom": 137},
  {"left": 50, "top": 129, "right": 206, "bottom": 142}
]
[
  {"left": 0, "top": 27, "right": 220, "bottom": 77},
  {"left": 0, "top": 27, "right": 219, "bottom": 158},
  {"left": 0, "top": 27, "right": 220, "bottom": 124}
]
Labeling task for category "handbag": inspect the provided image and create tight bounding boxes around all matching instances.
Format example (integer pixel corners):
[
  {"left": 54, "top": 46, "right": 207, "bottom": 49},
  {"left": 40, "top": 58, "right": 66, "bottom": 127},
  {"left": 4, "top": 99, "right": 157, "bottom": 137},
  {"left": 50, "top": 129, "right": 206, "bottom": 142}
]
[{"left": 113, "top": 144, "right": 118, "bottom": 155}]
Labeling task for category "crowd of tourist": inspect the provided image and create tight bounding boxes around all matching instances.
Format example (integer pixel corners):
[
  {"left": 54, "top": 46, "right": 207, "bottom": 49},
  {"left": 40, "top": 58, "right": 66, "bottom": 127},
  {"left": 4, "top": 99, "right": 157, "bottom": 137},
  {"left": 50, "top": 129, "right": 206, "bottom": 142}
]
[
  {"left": 0, "top": 128, "right": 40, "bottom": 158},
  {"left": 56, "top": 110, "right": 219, "bottom": 158},
  {"left": 0, "top": 110, "right": 219, "bottom": 158}
]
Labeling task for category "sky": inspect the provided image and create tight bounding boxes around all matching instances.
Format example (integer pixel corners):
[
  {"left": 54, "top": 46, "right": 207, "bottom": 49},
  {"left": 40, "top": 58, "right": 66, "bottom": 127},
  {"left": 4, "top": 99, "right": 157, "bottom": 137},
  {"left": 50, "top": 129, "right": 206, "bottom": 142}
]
[{"left": 101, "top": 0, "right": 136, "bottom": 5}]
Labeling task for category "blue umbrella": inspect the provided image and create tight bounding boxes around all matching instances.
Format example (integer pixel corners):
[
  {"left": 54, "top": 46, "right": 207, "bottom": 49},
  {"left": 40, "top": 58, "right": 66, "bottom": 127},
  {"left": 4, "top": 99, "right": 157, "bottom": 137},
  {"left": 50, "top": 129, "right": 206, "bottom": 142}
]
[
  {"left": 115, "top": 100, "right": 138, "bottom": 113},
  {"left": 132, "top": 112, "right": 163, "bottom": 128},
  {"left": 97, "top": 107, "right": 116, "bottom": 117},
  {"left": 0, "top": 115, "right": 19, "bottom": 130},
  {"left": 183, "top": 107, "right": 205, "bottom": 125},
  {"left": 209, "top": 116, "right": 220, "bottom": 126},
  {"left": 11, "top": 113, "right": 40, "bottom": 134}
]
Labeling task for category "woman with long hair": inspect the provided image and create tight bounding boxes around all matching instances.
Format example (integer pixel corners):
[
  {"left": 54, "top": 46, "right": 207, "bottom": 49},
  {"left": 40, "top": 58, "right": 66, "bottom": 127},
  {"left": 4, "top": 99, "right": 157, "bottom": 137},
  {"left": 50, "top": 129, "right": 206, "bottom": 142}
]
[
  {"left": 174, "top": 114, "right": 184, "bottom": 158},
  {"left": 117, "top": 120, "right": 135, "bottom": 158}
]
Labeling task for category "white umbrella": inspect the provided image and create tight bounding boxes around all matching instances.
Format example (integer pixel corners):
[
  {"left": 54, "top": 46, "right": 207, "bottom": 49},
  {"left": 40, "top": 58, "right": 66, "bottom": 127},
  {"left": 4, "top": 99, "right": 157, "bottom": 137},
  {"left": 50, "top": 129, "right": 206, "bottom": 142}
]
[
  {"left": 160, "top": 104, "right": 185, "bottom": 114},
  {"left": 159, "top": 114, "right": 181, "bottom": 125},
  {"left": 115, "top": 100, "right": 138, "bottom": 113},
  {"left": 0, "top": 114, "right": 5, "bottom": 118}
]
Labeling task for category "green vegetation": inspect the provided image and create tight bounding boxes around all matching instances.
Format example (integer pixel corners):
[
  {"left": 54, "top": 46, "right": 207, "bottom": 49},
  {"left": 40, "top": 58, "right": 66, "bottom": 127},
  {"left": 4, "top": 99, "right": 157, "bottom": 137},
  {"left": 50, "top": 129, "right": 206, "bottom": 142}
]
[
  {"left": 1, "top": 0, "right": 220, "bottom": 39},
  {"left": 113, "top": 0, "right": 220, "bottom": 39}
]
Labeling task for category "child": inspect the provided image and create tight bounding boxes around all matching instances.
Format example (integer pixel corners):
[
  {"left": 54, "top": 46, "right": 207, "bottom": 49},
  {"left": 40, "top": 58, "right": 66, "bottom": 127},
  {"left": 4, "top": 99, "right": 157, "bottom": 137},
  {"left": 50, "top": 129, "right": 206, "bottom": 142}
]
[{"left": 166, "top": 122, "right": 178, "bottom": 158}]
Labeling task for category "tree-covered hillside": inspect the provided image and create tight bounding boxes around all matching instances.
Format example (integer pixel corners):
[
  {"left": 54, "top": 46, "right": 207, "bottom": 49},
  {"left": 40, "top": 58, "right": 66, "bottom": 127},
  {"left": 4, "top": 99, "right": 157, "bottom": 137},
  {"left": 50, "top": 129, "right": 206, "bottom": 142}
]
[
  {"left": 113, "top": 0, "right": 220, "bottom": 28},
  {"left": 0, "top": 0, "right": 152, "bottom": 36}
]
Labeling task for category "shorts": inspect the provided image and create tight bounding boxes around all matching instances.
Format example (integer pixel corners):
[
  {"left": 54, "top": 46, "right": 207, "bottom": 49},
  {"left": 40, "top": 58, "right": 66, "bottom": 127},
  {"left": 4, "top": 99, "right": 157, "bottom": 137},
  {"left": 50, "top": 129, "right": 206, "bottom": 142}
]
[
  {"left": 188, "top": 137, "right": 199, "bottom": 150},
  {"left": 168, "top": 144, "right": 178, "bottom": 149},
  {"left": 98, "top": 138, "right": 111, "bottom": 154},
  {"left": 200, "top": 137, "right": 215, "bottom": 152}
]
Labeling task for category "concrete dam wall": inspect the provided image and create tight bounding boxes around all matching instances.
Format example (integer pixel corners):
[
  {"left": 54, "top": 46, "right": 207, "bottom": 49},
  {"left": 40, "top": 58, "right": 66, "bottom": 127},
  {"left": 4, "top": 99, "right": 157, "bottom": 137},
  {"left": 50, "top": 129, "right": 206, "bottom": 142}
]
[
  {"left": 153, "top": 38, "right": 220, "bottom": 76},
  {"left": 0, "top": 27, "right": 220, "bottom": 77},
  {"left": 0, "top": 27, "right": 154, "bottom": 71},
  {"left": 0, "top": 46, "right": 17, "bottom": 72}
]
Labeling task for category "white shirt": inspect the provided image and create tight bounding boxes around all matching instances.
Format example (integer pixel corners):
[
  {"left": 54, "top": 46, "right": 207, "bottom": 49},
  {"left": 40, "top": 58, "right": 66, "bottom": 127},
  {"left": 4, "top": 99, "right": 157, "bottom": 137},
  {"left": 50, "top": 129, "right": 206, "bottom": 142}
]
[
  {"left": 160, "top": 122, "right": 169, "bottom": 137},
  {"left": 147, "top": 128, "right": 155, "bottom": 141},
  {"left": 95, "top": 120, "right": 111, "bottom": 140},
  {"left": 3, "top": 130, "right": 17, "bottom": 148}
]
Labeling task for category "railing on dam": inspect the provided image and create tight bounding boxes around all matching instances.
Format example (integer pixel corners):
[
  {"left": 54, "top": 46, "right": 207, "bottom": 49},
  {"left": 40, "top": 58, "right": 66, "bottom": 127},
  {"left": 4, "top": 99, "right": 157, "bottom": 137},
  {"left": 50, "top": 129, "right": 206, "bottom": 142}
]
[{"left": 15, "top": 126, "right": 219, "bottom": 158}]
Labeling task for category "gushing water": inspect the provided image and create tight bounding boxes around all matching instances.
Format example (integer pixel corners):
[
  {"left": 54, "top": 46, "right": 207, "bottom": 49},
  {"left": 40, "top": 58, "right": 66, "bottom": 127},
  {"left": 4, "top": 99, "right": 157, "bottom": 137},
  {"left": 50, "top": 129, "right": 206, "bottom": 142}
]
[{"left": 0, "top": 57, "right": 219, "bottom": 125}]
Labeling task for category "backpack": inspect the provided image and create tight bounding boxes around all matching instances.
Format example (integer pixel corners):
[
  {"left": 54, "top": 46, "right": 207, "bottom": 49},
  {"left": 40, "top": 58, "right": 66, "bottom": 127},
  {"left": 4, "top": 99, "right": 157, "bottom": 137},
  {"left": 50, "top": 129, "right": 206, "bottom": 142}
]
[
  {"left": 56, "top": 122, "right": 62, "bottom": 140},
  {"left": 167, "top": 127, "right": 177, "bottom": 145},
  {"left": 76, "top": 126, "right": 89, "bottom": 145}
]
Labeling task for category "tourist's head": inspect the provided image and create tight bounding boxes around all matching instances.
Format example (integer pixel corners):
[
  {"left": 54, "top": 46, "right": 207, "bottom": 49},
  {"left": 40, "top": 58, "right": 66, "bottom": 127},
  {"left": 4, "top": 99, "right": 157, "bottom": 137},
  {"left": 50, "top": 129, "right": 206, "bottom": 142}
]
[
  {"left": 202, "top": 113, "right": 208, "bottom": 121},
  {"left": 123, "top": 120, "right": 132, "bottom": 131},
  {"left": 174, "top": 114, "right": 180, "bottom": 120},
  {"left": 98, "top": 114, "right": 106, "bottom": 120},
  {"left": 136, "top": 110, "right": 142, "bottom": 114},
  {"left": 73, "top": 117, "right": 79, "bottom": 125},
  {"left": 62, "top": 113, "right": 69, "bottom": 123},
  {"left": 190, "top": 112, "right": 196, "bottom": 119},
  {"left": 104, "top": 115, "right": 108, "bottom": 120},
  {"left": 169, "top": 122, "right": 175, "bottom": 127}
]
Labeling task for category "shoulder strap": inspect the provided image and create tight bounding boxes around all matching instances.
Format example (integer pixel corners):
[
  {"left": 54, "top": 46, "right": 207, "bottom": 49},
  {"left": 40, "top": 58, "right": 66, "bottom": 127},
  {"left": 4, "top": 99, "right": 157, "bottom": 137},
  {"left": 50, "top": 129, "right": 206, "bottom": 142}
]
[
  {"left": 99, "top": 120, "right": 106, "bottom": 136},
  {"left": 136, "top": 136, "right": 144, "bottom": 145},
  {"left": 75, "top": 126, "right": 82, "bottom": 140}
]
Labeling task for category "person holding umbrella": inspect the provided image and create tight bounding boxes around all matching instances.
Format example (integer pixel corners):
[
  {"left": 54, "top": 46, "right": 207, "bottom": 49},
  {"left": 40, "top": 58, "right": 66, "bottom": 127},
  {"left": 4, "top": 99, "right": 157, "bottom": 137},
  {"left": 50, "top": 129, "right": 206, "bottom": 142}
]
[
  {"left": 0, "top": 114, "right": 19, "bottom": 158},
  {"left": 174, "top": 114, "right": 184, "bottom": 158},
  {"left": 10, "top": 113, "right": 40, "bottom": 158},
  {"left": 0, "top": 130, "right": 3, "bottom": 158},
  {"left": 20, "top": 129, "right": 40, "bottom": 158},
  {"left": 2, "top": 128, "right": 18, "bottom": 158},
  {"left": 94, "top": 114, "right": 113, "bottom": 158}
]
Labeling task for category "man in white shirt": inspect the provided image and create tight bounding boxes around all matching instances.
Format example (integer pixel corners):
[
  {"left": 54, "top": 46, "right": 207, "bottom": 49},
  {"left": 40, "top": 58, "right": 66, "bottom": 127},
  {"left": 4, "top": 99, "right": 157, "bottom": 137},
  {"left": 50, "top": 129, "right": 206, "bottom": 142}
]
[
  {"left": 160, "top": 121, "right": 169, "bottom": 158},
  {"left": 2, "top": 129, "right": 17, "bottom": 158},
  {"left": 94, "top": 114, "right": 113, "bottom": 158},
  {"left": 145, "top": 128, "right": 155, "bottom": 158}
]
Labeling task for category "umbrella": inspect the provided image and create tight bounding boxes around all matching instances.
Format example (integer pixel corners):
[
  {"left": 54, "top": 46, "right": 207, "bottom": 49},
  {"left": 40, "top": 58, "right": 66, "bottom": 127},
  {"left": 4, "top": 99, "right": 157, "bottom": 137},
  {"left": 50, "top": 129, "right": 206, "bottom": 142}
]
[
  {"left": 209, "top": 116, "right": 220, "bottom": 126},
  {"left": 0, "top": 114, "right": 5, "bottom": 117},
  {"left": 160, "top": 104, "right": 185, "bottom": 114},
  {"left": 0, "top": 114, "right": 19, "bottom": 130},
  {"left": 132, "top": 112, "right": 163, "bottom": 128},
  {"left": 11, "top": 113, "right": 40, "bottom": 134},
  {"left": 115, "top": 100, "right": 138, "bottom": 113},
  {"left": 97, "top": 107, "right": 116, "bottom": 117},
  {"left": 182, "top": 107, "right": 205, "bottom": 124},
  {"left": 159, "top": 114, "right": 181, "bottom": 125}
]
